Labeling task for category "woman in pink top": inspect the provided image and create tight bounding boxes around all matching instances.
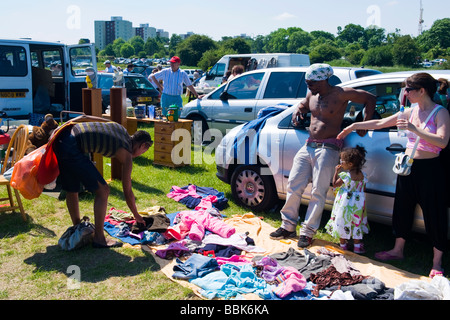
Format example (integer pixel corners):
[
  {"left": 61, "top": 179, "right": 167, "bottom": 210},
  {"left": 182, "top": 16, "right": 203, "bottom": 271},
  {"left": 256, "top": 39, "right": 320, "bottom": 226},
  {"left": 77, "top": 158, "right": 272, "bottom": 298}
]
[{"left": 338, "top": 73, "right": 450, "bottom": 279}]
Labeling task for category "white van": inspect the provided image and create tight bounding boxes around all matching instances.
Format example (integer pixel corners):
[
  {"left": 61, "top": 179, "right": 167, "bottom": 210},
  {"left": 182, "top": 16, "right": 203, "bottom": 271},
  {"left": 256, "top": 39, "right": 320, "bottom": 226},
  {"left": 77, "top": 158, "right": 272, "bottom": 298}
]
[
  {"left": 0, "top": 39, "right": 97, "bottom": 119},
  {"left": 195, "top": 53, "right": 310, "bottom": 93}
]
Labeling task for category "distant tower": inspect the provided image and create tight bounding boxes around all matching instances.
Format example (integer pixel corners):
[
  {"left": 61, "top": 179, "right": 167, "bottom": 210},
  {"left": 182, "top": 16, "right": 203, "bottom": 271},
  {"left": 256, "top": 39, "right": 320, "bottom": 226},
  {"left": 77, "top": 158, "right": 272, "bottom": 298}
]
[{"left": 418, "top": 0, "right": 424, "bottom": 35}]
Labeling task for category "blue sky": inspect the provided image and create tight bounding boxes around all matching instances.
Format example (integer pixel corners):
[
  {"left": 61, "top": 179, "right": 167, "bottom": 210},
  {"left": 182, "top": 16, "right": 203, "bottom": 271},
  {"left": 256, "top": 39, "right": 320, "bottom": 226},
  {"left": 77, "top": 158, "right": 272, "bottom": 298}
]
[{"left": 1, "top": 0, "right": 448, "bottom": 44}]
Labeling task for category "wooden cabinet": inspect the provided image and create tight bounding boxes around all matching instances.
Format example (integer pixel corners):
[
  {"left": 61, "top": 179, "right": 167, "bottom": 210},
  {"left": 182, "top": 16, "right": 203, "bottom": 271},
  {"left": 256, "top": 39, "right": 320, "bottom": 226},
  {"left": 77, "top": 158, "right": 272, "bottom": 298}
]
[{"left": 153, "top": 119, "right": 192, "bottom": 167}]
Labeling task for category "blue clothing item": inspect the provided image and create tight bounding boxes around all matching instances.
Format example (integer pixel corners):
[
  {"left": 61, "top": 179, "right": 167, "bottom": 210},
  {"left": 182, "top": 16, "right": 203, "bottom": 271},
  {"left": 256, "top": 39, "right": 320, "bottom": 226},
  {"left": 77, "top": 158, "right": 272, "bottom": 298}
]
[
  {"left": 172, "top": 254, "right": 219, "bottom": 280},
  {"left": 161, "top": 93, "right": 183, "bottom": 116},
  {"left": 190, "top": 263, "right": 274, "bottom": 300},
  {"left": 233, "top": 104, "right": 289, "bottom": 165}
]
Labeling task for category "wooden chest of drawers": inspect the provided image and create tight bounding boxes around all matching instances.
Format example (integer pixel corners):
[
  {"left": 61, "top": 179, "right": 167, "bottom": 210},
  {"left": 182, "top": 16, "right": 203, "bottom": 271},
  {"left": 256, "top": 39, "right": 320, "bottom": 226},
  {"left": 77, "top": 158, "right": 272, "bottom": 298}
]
[{"left": 153, "top": 119, "right": 192, "bottom": 167}]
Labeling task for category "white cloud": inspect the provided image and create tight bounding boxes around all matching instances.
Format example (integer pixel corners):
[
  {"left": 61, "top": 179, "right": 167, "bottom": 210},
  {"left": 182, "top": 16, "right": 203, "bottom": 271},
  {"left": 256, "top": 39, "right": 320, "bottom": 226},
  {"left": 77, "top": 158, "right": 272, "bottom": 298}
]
[{"left": 273, "top": 12, "right": 296, "bottom": 21}]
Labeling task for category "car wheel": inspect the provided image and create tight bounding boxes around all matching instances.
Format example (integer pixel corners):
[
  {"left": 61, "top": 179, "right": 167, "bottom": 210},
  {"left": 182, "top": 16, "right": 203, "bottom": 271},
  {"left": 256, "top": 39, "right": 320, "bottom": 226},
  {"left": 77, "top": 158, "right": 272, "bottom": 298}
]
[{"left": 231, "top": 165, "right": 277, "bottom": 211}]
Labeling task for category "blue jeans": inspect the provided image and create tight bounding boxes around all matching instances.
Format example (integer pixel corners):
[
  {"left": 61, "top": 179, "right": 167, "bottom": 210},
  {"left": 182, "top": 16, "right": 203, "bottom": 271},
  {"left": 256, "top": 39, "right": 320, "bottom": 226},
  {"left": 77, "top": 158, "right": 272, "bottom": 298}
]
[
  {"left": 280, "top": 144, "right": 340, "bottom": 237},
  {"left": 161, "top": 93, "right": 182, "bottom": 116}
]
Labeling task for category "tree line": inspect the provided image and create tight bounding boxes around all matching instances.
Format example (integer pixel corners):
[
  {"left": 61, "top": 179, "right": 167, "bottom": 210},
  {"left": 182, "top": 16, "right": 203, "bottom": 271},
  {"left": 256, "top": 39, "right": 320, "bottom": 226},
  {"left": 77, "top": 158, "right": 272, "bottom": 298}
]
[{"left": 96, "top": 18, "right": 450, "bottom": 70}]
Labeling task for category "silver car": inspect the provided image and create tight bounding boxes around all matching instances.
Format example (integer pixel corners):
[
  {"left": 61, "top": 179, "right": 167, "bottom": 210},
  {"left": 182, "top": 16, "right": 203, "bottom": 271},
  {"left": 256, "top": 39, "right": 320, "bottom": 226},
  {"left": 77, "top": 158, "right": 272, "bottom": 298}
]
[
  {"left": 180, "top": 67, "right": 381, "bottom": 140},
  {"left": 215, "top": 70, "right": 450, "bottom": 234}
]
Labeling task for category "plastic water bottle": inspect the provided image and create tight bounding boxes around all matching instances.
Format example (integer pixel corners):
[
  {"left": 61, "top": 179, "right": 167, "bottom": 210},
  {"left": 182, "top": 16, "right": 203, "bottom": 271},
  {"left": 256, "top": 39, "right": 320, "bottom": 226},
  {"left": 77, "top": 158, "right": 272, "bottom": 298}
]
[{"left": 397, "top": 105, "right": 407, "bottom": 137}]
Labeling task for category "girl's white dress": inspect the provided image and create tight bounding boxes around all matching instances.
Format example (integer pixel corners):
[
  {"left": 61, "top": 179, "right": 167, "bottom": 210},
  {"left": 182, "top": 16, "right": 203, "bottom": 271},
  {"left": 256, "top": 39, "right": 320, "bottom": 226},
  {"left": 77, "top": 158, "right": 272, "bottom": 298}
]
[{"left": 325, "top": 171, "right": 370, "bottom": 240}]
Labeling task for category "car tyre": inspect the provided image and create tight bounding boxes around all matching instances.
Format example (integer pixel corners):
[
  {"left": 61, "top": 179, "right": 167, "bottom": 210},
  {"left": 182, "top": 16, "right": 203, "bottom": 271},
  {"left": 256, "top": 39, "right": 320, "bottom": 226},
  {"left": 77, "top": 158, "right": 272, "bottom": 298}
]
[{"left": 231, "top": 165, "right": 277, "bottom": 211}]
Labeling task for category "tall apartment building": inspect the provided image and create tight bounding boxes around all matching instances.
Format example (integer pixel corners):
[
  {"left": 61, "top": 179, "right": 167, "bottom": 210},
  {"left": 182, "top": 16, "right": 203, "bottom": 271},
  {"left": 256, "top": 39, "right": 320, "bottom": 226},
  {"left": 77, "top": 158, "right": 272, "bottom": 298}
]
[
  {"left": 134, "top": 24, "right": 157, "bottom": 42},
  {"left": 95, "top": 16, "right": 133, "bottom": 50},
  {"left": 95, "top": 17, "right": 169, "bottom": 51}
]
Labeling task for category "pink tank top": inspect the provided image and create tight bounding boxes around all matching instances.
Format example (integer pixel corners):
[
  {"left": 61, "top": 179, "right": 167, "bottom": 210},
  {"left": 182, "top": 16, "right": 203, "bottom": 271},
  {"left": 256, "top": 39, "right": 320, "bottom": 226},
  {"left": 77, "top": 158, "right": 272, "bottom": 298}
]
[{"left": 406, "top": 105, "right": 442, "bottom": 154}]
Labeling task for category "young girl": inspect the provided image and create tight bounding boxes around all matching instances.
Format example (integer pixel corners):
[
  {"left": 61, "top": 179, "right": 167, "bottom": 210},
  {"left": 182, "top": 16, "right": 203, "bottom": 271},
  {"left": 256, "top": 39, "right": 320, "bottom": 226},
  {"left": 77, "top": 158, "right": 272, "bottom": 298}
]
[{"left": 325, "top": 145, "right": 369, "bottom": 253}]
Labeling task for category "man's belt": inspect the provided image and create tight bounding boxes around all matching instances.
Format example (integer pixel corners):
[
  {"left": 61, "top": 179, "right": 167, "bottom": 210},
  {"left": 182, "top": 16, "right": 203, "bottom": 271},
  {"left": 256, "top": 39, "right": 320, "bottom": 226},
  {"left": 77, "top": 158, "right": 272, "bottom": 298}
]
[{"left": 306, "top": 141, "right": 341, "bottom": 151}]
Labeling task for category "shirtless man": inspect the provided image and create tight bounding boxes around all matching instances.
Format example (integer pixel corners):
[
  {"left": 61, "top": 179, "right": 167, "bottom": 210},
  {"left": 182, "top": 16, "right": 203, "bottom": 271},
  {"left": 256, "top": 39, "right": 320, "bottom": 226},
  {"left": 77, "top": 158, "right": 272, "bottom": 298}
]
[{"left": 269, "top": 63, "right": 376, "bottom": 248}]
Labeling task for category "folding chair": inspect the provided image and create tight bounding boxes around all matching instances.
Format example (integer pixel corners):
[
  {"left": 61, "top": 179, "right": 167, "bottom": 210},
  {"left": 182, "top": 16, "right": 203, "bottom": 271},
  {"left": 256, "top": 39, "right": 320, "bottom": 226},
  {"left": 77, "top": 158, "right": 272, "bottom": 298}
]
[{"left": 0, "top": 125, "right": 29, "bottom": 221}]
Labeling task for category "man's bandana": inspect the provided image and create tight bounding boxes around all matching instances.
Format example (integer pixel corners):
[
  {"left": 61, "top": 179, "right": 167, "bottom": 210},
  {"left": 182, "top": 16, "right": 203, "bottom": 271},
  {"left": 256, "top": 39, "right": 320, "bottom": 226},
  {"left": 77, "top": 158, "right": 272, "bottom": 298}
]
[{"left": 305, "top": 63, "right": 334, "bottom": 81}]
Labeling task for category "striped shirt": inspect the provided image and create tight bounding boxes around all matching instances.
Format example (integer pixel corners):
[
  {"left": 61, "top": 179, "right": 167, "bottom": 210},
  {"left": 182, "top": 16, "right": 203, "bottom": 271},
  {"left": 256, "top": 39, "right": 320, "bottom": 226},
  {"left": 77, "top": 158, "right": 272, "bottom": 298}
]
[
  {"left": 153, "top": 68, "right": 192, "bottom": 96},
  {"left": 72, "top": 122, "right": 132, "bottom": 157}
]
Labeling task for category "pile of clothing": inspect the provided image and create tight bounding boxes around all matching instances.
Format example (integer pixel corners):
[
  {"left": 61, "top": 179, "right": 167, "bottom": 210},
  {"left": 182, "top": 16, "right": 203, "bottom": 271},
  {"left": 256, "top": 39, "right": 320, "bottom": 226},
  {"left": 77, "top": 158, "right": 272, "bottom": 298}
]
[
  {"left": 167, "top": 184, "right": 228, "bottom": 211},
  {"left": 169, "top": 244, "right": 395, "bottom": 300}
]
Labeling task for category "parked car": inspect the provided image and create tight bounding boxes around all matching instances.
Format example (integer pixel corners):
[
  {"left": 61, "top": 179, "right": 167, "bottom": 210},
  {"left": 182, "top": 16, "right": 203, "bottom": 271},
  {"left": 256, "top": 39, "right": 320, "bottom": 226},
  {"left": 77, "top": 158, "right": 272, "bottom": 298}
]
[
  {"left": 97, "top": 73, "right": 160, "bottom": 112},
  {"left": 183, "top": 69, "right": 203, "bottom": 81},
  {"left": 180, "top": 67, "right": 381, "bottom": 139},
  {"left": 215, "top": 70, "right": 450, "bottom": 234}
]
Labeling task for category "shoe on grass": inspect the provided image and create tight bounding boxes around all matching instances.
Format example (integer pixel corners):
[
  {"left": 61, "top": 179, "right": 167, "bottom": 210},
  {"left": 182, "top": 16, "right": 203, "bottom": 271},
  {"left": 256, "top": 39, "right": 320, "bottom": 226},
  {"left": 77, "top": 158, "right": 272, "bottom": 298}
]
[
  {"left": 269, "top": 227, "right": 297, "bottom": 240},
  {"left": 297, "top": 235, "right": 313, "bottom": 248}
]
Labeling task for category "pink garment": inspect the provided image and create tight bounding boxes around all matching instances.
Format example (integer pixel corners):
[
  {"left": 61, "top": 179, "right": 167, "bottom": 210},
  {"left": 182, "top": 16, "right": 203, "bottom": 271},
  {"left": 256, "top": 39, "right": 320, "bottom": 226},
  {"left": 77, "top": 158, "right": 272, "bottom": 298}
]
[
  {"left": 194, "top": 195, "right": 217, "bottom": 211},
  {"left": 406, "top": 105, "right": 442, "bottom": 154},
  {"left": 176, "top": 210, "right": 235, "bottom": 242},
  {"left": 272, "top": 266, "right": 307, "bottom": 298},
  {"left": 215, "top": 255, "right": 253, "bottom": 266},
  {"left": 104, "top": 214, "right": 135, "bottom": 226},
  {"left": 167, "top": 185, "right": 201, "bottom": 201},
  {"left": 163, "top": 223, "right": 190, "bottom": 241}
]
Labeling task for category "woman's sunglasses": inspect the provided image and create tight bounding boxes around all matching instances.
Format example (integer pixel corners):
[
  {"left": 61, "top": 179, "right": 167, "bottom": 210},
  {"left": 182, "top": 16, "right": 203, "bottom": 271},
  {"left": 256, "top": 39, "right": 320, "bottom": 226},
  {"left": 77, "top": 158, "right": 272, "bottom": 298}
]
[{"left": 404, "top": 87, "right": 419, "bottom": 93}]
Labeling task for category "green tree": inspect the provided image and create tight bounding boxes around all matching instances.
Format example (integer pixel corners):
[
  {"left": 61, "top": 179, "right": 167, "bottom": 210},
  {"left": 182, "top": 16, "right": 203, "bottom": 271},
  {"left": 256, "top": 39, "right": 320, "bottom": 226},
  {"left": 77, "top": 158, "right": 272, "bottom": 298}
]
[
  {"left": 365, "top": 26, "right": 386, "bottom": 48},
  {"left": 309, "top": 43, "right": 341, "bottom": 63},
  {"left": 100, "top": 44, "right": 115, "bottom": 57},
  {"left": 361, "top": 46, "right": 393, "bottom": 66},
  {"left": 120, "top": 43, "right": 135, "bottom": 58},
  {"left": 176, "top": 34, "right": 216, "bottom": 66},
  {"left": 287, "top": 31, "right": 313, "bottom": 53},
  {"left": 144, "top": 38, "right": 163, "bottom": 56},
  {"left": 221, "top": 37, "right": 251, "bottom": 54},
  {"left": 392, "top": 35, "right": 420, "bottom": 67},
  {"left": 129, "top": 36, "right": 145, "bottom": 55},
  {"left": 112, "top": 38, "right": 126, "bottom": 57},
  {"left": 310, "top": 30, "right": 335, "bottom": 42},
  {"left": 337, "top": 24, "right": 365, "bottom": 44},
  {"left": 169, "top": 34, "right": 183, "bottom": 56},
  {"left": 417, "top": 18, "right": 450, "bottom": 52},
  {"left": 198, "top": 48, "right": 234, "bottom": 71}
]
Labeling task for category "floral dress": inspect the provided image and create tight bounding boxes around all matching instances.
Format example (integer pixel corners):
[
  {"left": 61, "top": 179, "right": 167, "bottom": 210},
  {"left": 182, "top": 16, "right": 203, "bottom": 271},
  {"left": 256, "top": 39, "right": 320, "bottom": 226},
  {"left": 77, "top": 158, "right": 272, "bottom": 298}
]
[{"left": 325, "top": 171, "right": 369, "bottom": 240}]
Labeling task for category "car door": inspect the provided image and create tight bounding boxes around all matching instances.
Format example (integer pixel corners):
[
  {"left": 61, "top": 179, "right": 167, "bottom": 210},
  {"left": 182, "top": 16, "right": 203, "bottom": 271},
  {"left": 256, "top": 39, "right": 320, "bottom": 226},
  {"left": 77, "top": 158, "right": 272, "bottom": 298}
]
[
  {"left": 0, "top": 42, "right": 32, "bottom": 117},
  {"left": 210, "top": 72, "right": 265, "bottom": 135},
  {"left": 65, "top": 44, "right": 97, "bottom": 112},
  {"left": 340, "top": 81, "right": 407, "bottom": 222}
]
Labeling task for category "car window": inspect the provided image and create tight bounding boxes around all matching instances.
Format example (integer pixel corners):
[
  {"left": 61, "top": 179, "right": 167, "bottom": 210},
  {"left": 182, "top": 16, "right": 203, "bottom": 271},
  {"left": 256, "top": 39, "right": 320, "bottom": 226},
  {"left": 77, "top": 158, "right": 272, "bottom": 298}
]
[
  {"left": 130, "top": 76, "right": 156, "bottom": 90},
  {"left": 226, "top": 73, "right": 264, "bottom": 99},
  {"left": 263, "top": 72, "right": 307, "bottom": 99},
  {"left": 69, "top": 46, "right": 95, "bottom": 76},
  {"left": 209, "top": 63, "right": 226, "bottom": 78},
  {"left": 348, "top": 83, "right": 403, "bottom": 118},
  {"left": 354, "top": 70, "right": 382, "bottom": 78},
  {"left": 98, "top": 76, "right": 113, "bottom": 89},
  {"left": 0, "top": 45, "right": 28, "bottom": 77},
  {"left": 42, "top": 50, "right": 63, "bottom": 77},
  {"left": 328, "top": 75, "right": 342, "bottom": 86},
  {"left": 209, "top": 86, "right": 225, "bottom": 100}
]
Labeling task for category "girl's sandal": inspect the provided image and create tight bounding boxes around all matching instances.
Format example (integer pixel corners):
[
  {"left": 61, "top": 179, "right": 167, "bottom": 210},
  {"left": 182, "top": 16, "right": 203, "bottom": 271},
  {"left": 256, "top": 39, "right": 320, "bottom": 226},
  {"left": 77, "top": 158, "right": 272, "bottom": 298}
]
[{"left": 429, "top": 269, "right": 444, "bottom": 279}]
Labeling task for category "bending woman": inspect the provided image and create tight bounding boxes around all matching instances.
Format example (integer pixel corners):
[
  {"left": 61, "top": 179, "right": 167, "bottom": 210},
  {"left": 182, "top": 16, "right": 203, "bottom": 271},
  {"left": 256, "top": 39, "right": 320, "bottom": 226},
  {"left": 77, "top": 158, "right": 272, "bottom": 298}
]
[{"left": 338, "top": 73, "right": 450, "bottom": 278}]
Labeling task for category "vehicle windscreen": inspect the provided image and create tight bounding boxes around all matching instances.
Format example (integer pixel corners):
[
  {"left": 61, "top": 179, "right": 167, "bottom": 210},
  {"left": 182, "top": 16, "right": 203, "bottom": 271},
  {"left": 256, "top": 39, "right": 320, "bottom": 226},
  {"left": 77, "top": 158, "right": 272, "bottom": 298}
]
[
  {"left": 355, "top": 70, "right": 382, "bottom": 78},
  {"left": 126, "top": 76, "right": 157, "bottom": 91}
]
